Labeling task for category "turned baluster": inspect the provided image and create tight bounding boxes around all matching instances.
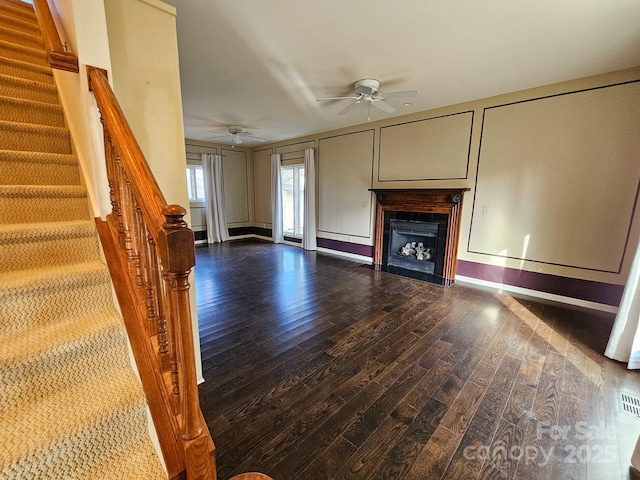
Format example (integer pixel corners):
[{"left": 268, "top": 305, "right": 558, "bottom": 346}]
[
  {"left": 115, "top": 156, "right": 134, "bottom": 256},
  {"left": 103, "top": 130, "right": 120, "bottom": 224},
  {"left": 147, "top": 233, "right": 170, "bottom": 357},
  {"left": 136, "top": 215, "right": 156, "bottom": 338},
  {"left": 157, "top": 205, "right": 201, "bottom": 440}
]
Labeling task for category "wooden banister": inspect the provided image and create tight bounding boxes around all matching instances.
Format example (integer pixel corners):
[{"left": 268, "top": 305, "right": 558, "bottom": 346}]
[
  {"left": 32, "top": 0, "right": 79, "bottom": 73},
  {"left": 88, "top": 65, "right": 216, "bottom": 480}
]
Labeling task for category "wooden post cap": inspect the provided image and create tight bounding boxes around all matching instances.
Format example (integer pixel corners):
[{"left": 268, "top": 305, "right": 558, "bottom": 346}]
[{"left": 162, "top": 204, "right": 188, "bottom": 228}]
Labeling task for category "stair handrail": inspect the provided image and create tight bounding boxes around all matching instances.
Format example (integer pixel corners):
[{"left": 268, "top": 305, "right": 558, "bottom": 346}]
[
  {"left": 87, "top": 65, "right": 216, "bottom": 480},
  {"left": 32, "top": 0, "right": 79, "bottom": 72}
]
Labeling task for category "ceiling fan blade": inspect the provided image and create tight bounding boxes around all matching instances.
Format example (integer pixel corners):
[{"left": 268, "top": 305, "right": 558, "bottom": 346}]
[
  {"left": 316, "top": 96, "right": 359, "bottom": 102},
  {"left": 338, "top": 101, "right": 360, "bottom": 115},
  {"left": 378, "top": 90, "right": 420, "bottom": 99},
  {"left": 372, "top": 99, "right": 396, "bottom": 113},
  {"left": 236, "top": 131, "right": 267, "bottom": 143}
]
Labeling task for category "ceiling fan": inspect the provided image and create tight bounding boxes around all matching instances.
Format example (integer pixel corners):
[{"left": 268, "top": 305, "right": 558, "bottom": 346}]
[
  {"left": 316, "top": 78, "right": 419, "bottom": 120},
  {"left": 208, "top": 125, "right": 266, "bottom": 146}
]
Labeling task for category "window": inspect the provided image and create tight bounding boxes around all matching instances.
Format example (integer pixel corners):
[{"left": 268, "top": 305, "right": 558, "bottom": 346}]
[
  {"left": 186, "top": 164, "right": 205, "bottom": 202},
  {"left": 282, "top": 165, "right": 304, "bottom": 237}
]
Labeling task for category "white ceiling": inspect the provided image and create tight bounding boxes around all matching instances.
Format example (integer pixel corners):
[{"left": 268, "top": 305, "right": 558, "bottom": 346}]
[{"left": 162, "top": 0, "right": 640, "bottom": 146}]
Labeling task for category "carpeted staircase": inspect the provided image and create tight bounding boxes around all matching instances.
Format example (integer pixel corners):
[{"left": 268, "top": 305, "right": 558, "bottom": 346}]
[{"left": 0, "top": 0, "right": 166, "bottom": 477}]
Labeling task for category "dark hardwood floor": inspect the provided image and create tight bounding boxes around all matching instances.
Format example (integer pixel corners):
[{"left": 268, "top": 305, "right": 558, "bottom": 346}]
[{"left": 195, "top": 239, "right": 640, "bottom": 480}]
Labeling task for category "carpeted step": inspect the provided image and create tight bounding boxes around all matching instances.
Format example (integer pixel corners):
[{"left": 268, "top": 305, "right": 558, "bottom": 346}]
[
  {"left": 0, "top": 74, "right": 58, "bottom": 104},
  {"left": 0, "top": 0, "right": 34, "bottom": 9},
  {"left": 0, "top": 10, "right": 38, "bottom": 36},
  {"left": 0, "top": 185, "right": 89, "bottom": 223},
  {"left": 0, "top": 25, "right": 42, "bottom": 50},
  {"left": 0, "top": 365, "right": 163, "bottom": 479},
  {"left": 0, "top": 260, "right": 113, "bottom": 333},
  {"left": 0, "top": 56, "right": 53, "bottom": 83},
  {"left": 0, "top": 95, "right": 65, "bottom": 127},
  {"left": 0, "top": 221, "right": 100, "bottom": 271},
  {"left": 0, "top": 307, "right": 129, "bottom": 413},
  {"left": 0, "top": 121, "right": 70, "bottom": 154},
  {"left": 83, "top": 437, "right": 167, "bottom": 480},
  {"left": 0, "top": 150, "right": 80, "bottom": 185},
  {"left": 0, "top": 38, "right": 47, "bottom": 66},
  {"left": 0, "top": 0, "right": 36, "bottom": 23}
]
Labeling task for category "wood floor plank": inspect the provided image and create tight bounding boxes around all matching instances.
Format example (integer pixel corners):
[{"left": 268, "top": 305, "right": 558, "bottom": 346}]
[
  {"left": 440, "top": 380, "right": 487, "bottom": 435},
  {"left": 434, "top": 345, "right": 486, "bottom": 406},
  {"left": 487, "top": 418, "right": 526, "bottom": 478},
  {"left": 299, "top": 436, "right": 358, "bottom": 479},
  {"left": 372, "top": 398, "right": 448, "bottom": 479},
  {"left": 333, "top": 406, "right": 414, "bottom": 479},
  {"left": 405, "top": 424, "right": 461, "bottom": 479},
  {"left": 192, "top": 240, "right": 637, "bottom": 480},
  {"left": 532, "top": 371, "right": 563, "bottom": 428},
  {"left": 502, "top": 381, "right": 536, "bottom": 429},
  {"left": 342, "top": 363, "right": 428, "bottom": 447}
]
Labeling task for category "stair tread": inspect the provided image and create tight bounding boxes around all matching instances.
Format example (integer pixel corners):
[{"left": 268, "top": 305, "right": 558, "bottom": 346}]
[
  {"left": 0, "top": 74, "right": 58, "bottom": 102},
  {"left": 0, "top": 364, "right": 149, "bottom": 471},
  {"left": 0, "top": 259, "right": 108, "bottom": 292},
  {"left": 0, "top": 308, "right": 128, "bottom": 412},
  {"left": 0, "top": 24, "right": 42, "bottom": 46},
  {"left": 0, "top": 222, "right": 100, "bottom": 273},
  {"left": 0, "top": 0, "right": 34, "bottom": 9},
  {"left": 0, "top": 219, "right": 94, "bottom": 241},
  {"left": 0, "top": 121, "right": 67, "bottom": 138},
  {"left": 82, "top": 438, "right": 166, "bottom": 480},
  {"left": 0, "top": 94, "right": 65, "bottom": 127},
  {"left": 0, "top": 37, "right": 47, "bottom": 63},
  {"left": 0, "top": 184, "right": 86, "bottom": 197},
  {"left": 0, "top": 9, "right": 38, "bottom": 25},
  {"left": 0, "top": 56, "right": 53, "bottom": 82},
  {"left": 0, "top": 306, "right": 124, "bottom": 372},
  {"left": 0, "top": 149, "right": 76, "bottom": 165},
  {"left": 0, "top": 94, "right": 63, "bottom": 111},
  {"left": 0, "top": 2, "right": 36, "bottom": 23}
]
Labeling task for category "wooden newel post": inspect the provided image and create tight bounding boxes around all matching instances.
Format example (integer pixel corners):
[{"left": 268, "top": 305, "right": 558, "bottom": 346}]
[{"left": 157, "top": 205, "right": 201, "bottom": 440}]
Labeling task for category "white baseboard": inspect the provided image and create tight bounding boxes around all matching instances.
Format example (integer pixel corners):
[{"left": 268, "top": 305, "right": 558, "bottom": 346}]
[
  {"left": 316, "top": 247, "right": 373, "bottom": 264},
  {"left": 455, "top": 275, "right": 618, "bottom": 314}
]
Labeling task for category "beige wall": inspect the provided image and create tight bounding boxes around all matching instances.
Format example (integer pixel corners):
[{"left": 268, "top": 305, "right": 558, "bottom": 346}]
[
  {"left": 221, "top": 149, "right": 251, "bottom": 226},
  {"left": 51, "top": 0, "right": 112, "bottom": 219},
  {"left": 468, "top": 82, "right": 640, "bottom": 273},
  {"left": 252, "top": 148, "right": 272, "bottom": 226},
  {"left": 103, "top": 0, "right": 203, "bottom": 381},
  {"left": 103, "top": 0, "right": 188, "bottom": 215},
  {"left": 243, "top": 67, "right": 640, "bottom": 291},
  {"left": 318, "top": 131, "right": 374, "bottom": 240}
]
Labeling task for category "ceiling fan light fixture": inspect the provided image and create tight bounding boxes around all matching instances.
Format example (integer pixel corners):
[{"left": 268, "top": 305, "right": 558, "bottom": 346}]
[
  {"left": 317, "top": 78, "right": 419, "bottom": 120},
  {"left": 207, "top": 125, "right": 266, "bottom": 146},
  {"left": 354, "top": 78, "right": 380, "bottom": 96}
]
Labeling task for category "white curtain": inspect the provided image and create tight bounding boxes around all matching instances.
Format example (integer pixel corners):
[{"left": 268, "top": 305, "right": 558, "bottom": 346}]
[
  {"left": 201, "top": 153, "right": 229, "bottom": 243},
  {"left": 605, "top": 239, "right": 640, "bottom": 369},
  {"left": 302, "top": 148, "right": 317, "bottom": 251},
  {"left": 271, "top": 153, "right": 283, "bottom": 244}
]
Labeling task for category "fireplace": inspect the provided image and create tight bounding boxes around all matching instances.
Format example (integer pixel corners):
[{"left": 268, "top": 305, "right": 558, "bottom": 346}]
[{"left": 371, "top": 189, "right": 469, "bottom": 286}]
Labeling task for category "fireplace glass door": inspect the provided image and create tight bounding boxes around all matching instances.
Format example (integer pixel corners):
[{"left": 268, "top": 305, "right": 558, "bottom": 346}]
[{"left": 387, "top": 219, "right": 439, "bottom": 274}]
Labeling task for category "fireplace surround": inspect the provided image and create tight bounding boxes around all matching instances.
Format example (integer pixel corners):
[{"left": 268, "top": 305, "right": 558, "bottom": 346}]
[{"left": 371, "top": 188, "right": 469, "bottom": 286}]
